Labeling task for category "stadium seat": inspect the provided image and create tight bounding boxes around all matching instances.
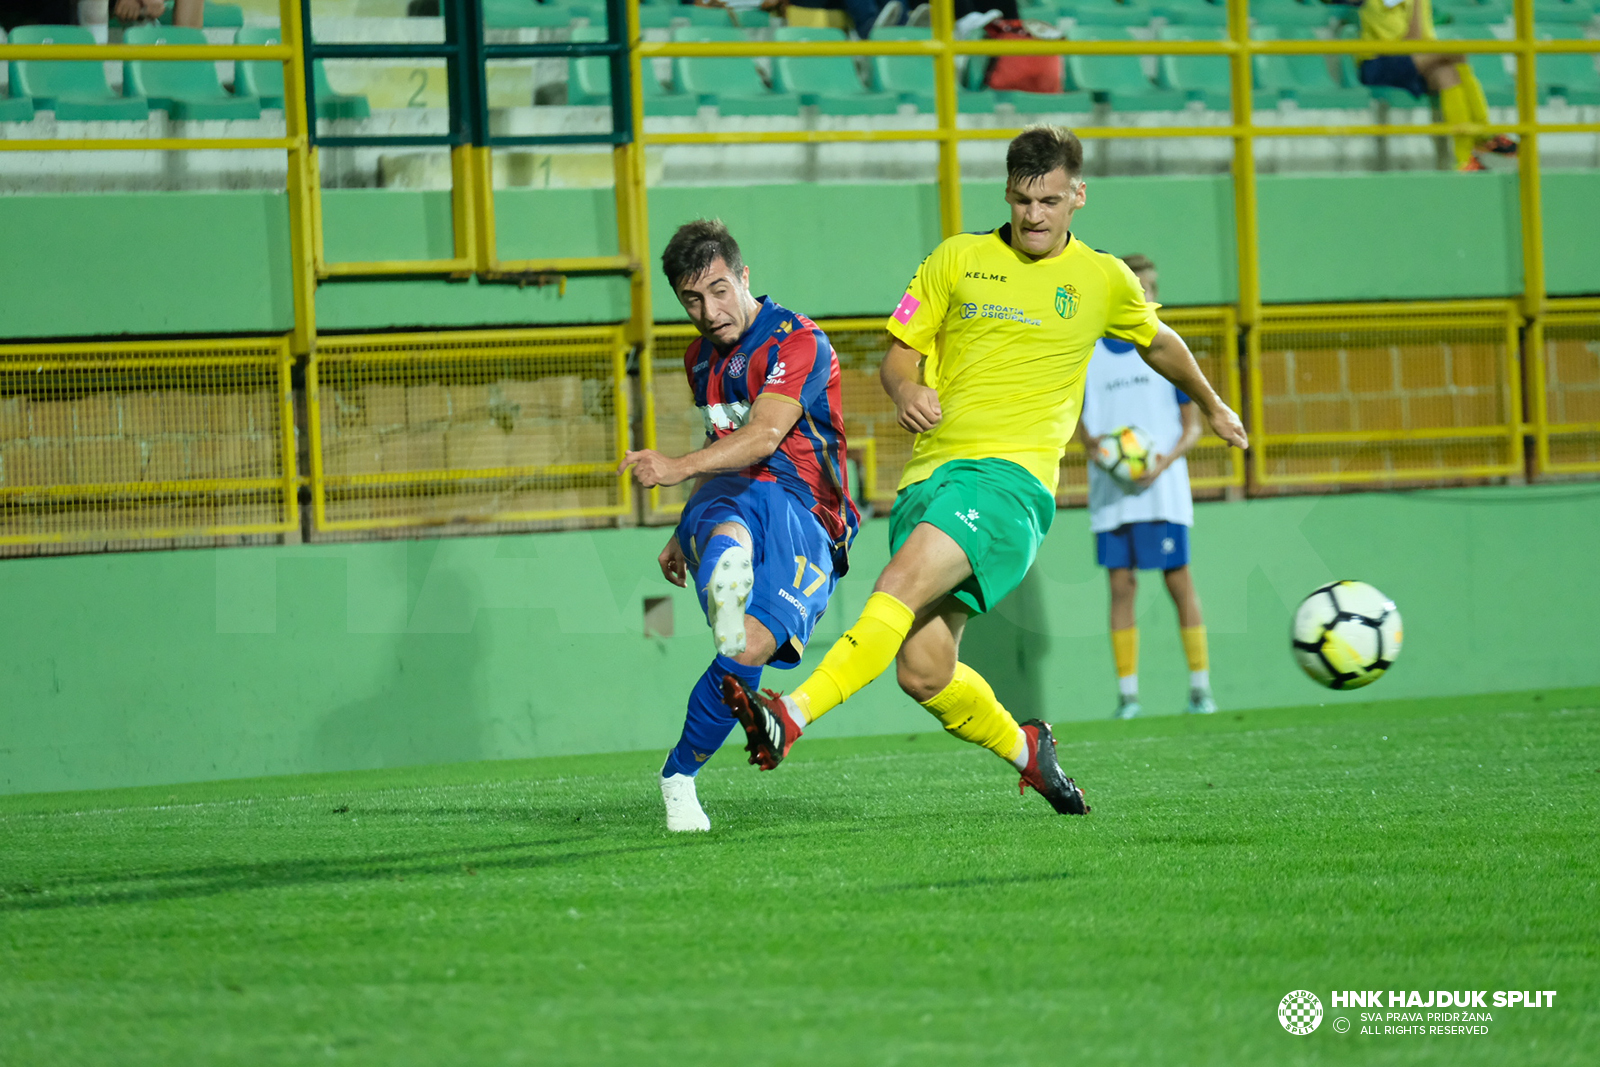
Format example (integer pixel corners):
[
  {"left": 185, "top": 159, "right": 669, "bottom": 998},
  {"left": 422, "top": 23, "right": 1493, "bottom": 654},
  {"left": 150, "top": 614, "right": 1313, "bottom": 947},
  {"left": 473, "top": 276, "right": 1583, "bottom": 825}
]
[
  {"left": 733, "top": 8, "right": 773, "bottom": 28},
  {"left": 568, "top": 24, "right": 698, "bottom": 116},
  {"left": 483, "top": 0, "right": 580, "bottom": 30},
  {"left": 1256, "top": 29, "right": 1371, "bottom": 108},
  {"left": 1538, "top": 41, "right": 1600, "bottom": 103},
  {"left": 1534, "top": 0, "right": 1597, "bottom": 28},
  {"left": 124, "top": 24, "right": 262, "bottom": 120},
  {"left": 1249, "top": 0, "right": 1336, "bottom": 33},
  {"left": 156, "top": 1, "right": 244, "bottom": 26},
  {"left": 1158, "top": 0, "right": 1229, "bottom": 28},
  {"left": 1159, "top": 26, "right": 1277, "bottom": 108},
  {"left": 1433, "top": 0, "right": 1511, "bottom": 26},
  {"left": 677, "top": 4, "right": 738, "bottom": 28},
  {"left": 1067, "top": 28, "right": 1188, "bottom": 109},
  {"left": 672, "top": 26, "right": 801, "bottom": 115},
  {"left": 233, "top": 27, "right": 372, "bottom": 118},
  {"left": 7, "top": 25, "right": 151, "bottom": 120},
  {"left": 0, "top": 28, "right": 28, "bottom": 121},
  {"left": 1067, "top": 0, "right": 1157, "bottom": 29},
  {"left": 772, "top": 27, "right": 901, "bottom": 114},
  {"left": 870, "top": 26, "right": 1002, "bottom": 113}
]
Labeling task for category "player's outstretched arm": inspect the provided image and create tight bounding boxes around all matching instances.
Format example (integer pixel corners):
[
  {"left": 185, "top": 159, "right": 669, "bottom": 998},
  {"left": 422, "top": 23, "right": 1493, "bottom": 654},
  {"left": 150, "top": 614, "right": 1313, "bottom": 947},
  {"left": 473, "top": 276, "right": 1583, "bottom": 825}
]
[
  {"left": 1136, "top": 323, "right": 1248, "bottom": 450},
  {"left": 619, "top": 393, "right": 803, "bottom": 487},
  {"left": 881, "top": 339, "right": 941, "bottom": 433}
]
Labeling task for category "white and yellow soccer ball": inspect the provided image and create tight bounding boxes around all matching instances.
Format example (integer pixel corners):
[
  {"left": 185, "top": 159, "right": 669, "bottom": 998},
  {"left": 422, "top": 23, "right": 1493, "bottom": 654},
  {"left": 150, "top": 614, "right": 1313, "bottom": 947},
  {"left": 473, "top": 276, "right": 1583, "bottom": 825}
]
[
  {"left": 1291, "top": 581, "right": 1404, "bottom": 690},
  {"left": 1094, "top": 425, "right": 1155, "bottom": 487}
]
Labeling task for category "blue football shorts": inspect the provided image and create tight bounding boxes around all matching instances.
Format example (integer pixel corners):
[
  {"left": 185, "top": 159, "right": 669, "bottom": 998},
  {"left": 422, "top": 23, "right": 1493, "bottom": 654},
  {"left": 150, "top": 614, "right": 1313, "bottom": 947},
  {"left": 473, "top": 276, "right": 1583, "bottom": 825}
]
[
  {"left": 676, "top": 474, "right": 838, "bottom": 667},
  {"left": 1358, "top": 55, "right": 1429, "bottom": 98},
  {"left": 1096, "top": 520, "right": 1191, "bottom": 572}
]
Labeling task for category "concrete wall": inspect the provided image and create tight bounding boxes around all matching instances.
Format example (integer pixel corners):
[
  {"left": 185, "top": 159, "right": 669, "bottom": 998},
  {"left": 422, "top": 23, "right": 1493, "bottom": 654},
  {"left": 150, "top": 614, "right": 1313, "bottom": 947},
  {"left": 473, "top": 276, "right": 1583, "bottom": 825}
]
[
  {"left": 4, "top": 483, "right": 1598, "bottom": 796},
  {"left": 2, "top": 171, "right": 1597, "bottom": 340}
]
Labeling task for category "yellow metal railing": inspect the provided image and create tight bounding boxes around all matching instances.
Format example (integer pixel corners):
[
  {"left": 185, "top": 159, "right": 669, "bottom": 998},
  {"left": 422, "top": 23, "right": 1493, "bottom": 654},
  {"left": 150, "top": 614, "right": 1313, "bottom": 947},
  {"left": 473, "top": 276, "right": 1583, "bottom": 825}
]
[
  {"left": 2, "top": 0, "right": 1597, "bottom": 548},
  {"left": 0, "top": 337, "right": 297, "bottom": 545}
]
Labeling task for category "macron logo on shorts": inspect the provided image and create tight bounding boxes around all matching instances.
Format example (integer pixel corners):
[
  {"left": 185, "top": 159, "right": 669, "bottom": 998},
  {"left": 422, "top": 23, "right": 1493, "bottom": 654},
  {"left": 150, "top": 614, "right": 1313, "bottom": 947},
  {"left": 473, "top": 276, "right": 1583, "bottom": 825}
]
[{"left": 893, "top": 293, "right": 921, "bottom": 325}]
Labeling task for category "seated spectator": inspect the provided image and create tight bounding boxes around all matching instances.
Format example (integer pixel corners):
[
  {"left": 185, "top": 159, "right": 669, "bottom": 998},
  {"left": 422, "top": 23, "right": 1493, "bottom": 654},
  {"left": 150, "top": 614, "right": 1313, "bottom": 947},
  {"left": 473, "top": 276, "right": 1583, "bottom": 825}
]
[
  {"left": 1351, "top": 0, "right": 1516, "bottom": 170},
  {"left": 1, "top": 0, "right": 74, "bottom": 31}
]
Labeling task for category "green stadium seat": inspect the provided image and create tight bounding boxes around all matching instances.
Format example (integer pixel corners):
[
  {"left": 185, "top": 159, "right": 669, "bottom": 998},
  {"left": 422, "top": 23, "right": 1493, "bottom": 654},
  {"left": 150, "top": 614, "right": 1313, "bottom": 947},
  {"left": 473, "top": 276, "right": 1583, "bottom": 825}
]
[
  {"left": 0, "top": 34, "right": 32, "bottom": 124},
  {"left": 1534, "top": 0, "right": 1597, "bottom": 28},
  {"left": 733, "top": 8, "right": 773, "bottom": 28},
  {"left": 1538, "top": 42, "right": 1600, "bottom": 103},
  {"left": 483, "top": 0, "right": 581, "bottom": 30},
  {"left": 7, "top": 25, "right": 151, "bottom": 120},
  {"left": 1158, "top": 0, "right": 1229, "bottom": 28},
  {"left": 772, "top": 26, "right": 901, "bottom": 114},
  {"left": 1258, "top": 29, "right": 1371, "bottom": 108},
  {"left": 678, "top": 5, "right": 738, "bottom": 28},
  {"left": 569, "top": 24, "right": 698, "bottom": 116},
  {"left": 155, "top": 1, "right": 244, "bottom": 27},
  {"left": 1434, "top": 0, "right": 1511, "bottom": 26},
  {"left": 637, "top": 6, "right": 675, "bottom": 29},
  {"left": 1068, "top": 0, "right": 1157, "bottom": 28},
  {"left": 870, "top": 26, "right": 1003, "bottom": 113},
  {"left": 234, "top": 27, "right": 371, "bottom": 118},
  {"left": 124, "top": 24, "right": 262, "bottom": 119},
  {"left": 1160, "top": 27, "right": 1277, "bottom": 108},
  {"left": 1067, "top": 28, "right": 1188, "bottom": 109},
  {"left": 1249, "top": 0, "right": 1336, "bottom": 32},
  {"left": 672, "top": 26, "right": 801, "bottom": 115}
]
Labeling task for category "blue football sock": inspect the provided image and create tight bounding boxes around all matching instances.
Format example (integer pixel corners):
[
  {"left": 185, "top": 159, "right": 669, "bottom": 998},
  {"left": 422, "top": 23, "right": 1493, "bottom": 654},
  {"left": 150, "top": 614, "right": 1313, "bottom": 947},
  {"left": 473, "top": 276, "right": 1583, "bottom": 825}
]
[
  {"left": 662, "top": 654, "right": 763, "bottom": 778},
  {"left": 695, "top": 533, "right": 745, "bottom": 593}
]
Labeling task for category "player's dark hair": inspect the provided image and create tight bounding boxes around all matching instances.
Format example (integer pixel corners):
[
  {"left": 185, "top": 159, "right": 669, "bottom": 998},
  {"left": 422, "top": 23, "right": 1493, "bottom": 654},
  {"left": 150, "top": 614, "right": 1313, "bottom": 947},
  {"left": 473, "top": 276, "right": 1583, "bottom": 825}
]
[
  {"left": 1121, "top": 253, "right": 1156, "bottom": 275},
  {"left": 661, "top": 218, "right": 745, "bottom": 292},
  {"left": 1006, "top": 125, "right": 1084, "bottom": 188}
]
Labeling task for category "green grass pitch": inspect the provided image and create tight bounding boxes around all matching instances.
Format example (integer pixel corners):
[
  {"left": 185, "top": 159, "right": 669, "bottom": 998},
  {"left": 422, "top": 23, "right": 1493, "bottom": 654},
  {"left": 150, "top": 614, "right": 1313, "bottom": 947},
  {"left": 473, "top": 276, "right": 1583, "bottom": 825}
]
[{"left": 2, "top": 688, "right": 1596, "bottom": 1066}]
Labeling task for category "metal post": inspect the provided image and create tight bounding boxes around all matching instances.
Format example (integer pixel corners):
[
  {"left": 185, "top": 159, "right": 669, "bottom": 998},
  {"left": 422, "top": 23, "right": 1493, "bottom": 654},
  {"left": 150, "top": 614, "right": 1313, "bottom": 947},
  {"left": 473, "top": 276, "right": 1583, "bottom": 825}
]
[
  {"left": 618, "top": 0, "right": 649, "bottom": 518},
  {"left": 282, "top": 0, "right": 316, "bottom": 354},
  {"left": 931, "top": 0, "right": 962, "bottom": 237},
  {"left": 1513, "top": 0, "right": 1544, "bottom": 322},
  {"left": 1228, "top": 0, "right": 1260, "bottom": 329}
]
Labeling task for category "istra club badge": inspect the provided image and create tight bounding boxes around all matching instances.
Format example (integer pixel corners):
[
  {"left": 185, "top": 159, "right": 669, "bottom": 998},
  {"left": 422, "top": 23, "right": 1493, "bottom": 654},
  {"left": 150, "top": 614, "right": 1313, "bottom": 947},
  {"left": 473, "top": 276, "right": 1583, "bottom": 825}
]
[{"left": 1055, "top": 284, "right": 1079, "bottom": 319}]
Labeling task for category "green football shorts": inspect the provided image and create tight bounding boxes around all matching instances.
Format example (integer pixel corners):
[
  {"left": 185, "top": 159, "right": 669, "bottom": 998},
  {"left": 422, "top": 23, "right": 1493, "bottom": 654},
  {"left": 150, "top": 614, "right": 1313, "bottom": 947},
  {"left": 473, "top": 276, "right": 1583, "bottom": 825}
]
[{"left": 887, "top": 457, "right": 1056, "bottom": 615}]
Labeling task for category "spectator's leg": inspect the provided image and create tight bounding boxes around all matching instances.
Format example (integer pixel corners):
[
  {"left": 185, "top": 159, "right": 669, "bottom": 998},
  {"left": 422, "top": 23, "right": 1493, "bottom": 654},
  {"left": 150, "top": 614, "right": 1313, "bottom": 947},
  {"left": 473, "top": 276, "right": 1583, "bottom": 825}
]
[
  {"left": 1418, "top": 52, "right": 1477, "bottom": 168},
  {"left": 840, "top": 0, "right": 883, "bottom": 38},
  {"left": 172, "top": 0, "right": 202, "bottom": 28}
]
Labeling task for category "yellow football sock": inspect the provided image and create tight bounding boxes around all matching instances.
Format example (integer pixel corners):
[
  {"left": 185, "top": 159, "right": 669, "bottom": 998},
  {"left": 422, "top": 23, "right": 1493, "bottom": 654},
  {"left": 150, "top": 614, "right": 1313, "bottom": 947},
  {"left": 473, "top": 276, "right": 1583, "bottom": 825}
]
[
  {"left": 921, "top": 662, "right": 1026, "bottom": 766},
  {"left": 1181, "top": 625, "right": 1209, "bottom": 673},
  {"left": 1112, "top": 626, "right": 1139, "bottom": 679},
  {"left": 1439, "top": 81, "right": 1475, "bottom": 168},
  {"left": 790, "top": 591, "right": 915, "bottom": 724}
]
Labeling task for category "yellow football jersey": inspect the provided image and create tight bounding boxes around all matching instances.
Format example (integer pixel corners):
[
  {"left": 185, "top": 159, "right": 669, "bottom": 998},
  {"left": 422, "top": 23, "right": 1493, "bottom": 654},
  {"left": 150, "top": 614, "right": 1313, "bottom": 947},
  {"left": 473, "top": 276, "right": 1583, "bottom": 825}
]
[
  {"left": 885, "top": 225, "right": 1161, "bottom": 493},
  {"left": 1358, "top": 0, "right": 1434, "bottom": 64}
]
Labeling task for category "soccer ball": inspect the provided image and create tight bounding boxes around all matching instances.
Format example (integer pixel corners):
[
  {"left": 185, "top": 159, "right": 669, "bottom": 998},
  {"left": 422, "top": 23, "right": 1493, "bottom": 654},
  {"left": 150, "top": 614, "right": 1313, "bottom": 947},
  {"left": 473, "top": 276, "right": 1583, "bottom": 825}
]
[
  {"left": 1291, "top": 581, "right": 1403, "bottom": 690},
  {"left": 1094, "top": 425, "right": 1154, "bottom": 486}
]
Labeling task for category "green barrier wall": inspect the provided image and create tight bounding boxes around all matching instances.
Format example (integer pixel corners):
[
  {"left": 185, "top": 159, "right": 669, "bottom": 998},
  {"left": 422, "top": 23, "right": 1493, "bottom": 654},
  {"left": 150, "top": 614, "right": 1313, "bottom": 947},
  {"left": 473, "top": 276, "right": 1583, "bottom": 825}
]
[
  {"left": 2, "top": 171, "right": 1598, "bottom": 339},
  {"left": 3, "top": 483, "right": 1598, "bottom": 796}
]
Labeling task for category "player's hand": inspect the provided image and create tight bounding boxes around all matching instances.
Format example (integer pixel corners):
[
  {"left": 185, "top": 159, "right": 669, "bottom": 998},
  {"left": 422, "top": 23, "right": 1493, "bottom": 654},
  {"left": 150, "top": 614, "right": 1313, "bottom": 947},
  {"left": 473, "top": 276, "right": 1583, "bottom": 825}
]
[
  {"left": 658, "top": 534, "right": 688, "bottom": 588},
  {"left": 1205, "top": 400, "right": 1249, "bottom": 450},
  {"left": 893, "top": 383, "right": 942, "bottom": 433},
  {"left": 1136, "top": 452, "right": 1170, "bottom": 488},
  {"left": 619, "top": 449, "right": 687, "bottom": 487}
]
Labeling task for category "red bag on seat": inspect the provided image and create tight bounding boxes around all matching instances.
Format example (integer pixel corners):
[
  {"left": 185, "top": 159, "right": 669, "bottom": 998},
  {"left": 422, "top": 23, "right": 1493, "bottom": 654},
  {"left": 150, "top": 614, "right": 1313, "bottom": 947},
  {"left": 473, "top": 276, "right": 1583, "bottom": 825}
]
[{"left": 982, "top": 19, "right": 1064, "bottom": 95}]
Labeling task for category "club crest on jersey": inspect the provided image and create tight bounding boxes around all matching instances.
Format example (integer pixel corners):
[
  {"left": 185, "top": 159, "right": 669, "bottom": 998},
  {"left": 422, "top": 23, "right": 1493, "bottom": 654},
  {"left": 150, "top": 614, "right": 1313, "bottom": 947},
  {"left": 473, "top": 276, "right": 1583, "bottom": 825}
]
[
  {"left": 727, "top": 353, "right": 748, "bottom": 377},
  {"left": 1055, "top": 284, "right": 1080, "bottom": 319}
]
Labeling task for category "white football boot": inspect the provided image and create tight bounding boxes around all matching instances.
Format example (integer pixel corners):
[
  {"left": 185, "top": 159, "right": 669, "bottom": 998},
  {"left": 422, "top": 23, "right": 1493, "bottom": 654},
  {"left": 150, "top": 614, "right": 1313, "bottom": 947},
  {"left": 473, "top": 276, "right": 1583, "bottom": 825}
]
[
  {"left": 705, "top": 544, "right": 754, "bottom": 657},
  {"left": 1113, "top": 695, "right": 1142, "bottom": 720},
  {"left": 1185, "top": 687, "right": 1218, "bottom": 714},
  {"left": 660, "top": 773, "right": 710, "bottom": 832}
]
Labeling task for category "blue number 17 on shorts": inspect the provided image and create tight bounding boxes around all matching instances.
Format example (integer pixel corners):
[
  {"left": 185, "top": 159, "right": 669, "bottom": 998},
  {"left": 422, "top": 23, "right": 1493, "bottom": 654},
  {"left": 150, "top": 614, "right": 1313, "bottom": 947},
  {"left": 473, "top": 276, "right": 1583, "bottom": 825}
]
[{"left": 676, "top": 474, "right": 840, "bottom": 667}]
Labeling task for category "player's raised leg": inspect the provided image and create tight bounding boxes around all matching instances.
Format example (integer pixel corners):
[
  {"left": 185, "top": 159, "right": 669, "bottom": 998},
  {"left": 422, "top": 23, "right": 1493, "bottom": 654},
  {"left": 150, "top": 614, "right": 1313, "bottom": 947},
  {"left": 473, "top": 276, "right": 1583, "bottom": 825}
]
[{"left": 721, "top": 519, "right": 964, "bottom": 770}]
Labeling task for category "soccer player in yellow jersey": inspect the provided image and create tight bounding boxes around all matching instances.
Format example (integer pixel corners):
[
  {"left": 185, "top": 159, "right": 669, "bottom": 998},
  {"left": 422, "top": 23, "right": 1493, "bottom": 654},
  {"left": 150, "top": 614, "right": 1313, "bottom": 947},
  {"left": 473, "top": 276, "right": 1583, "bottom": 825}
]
[
  {"left": 720, "top": 126, "right": 1249, "bottom": 814},
  {"left": 1352, "top": 0, "right": 1518, "bottom": 171}
]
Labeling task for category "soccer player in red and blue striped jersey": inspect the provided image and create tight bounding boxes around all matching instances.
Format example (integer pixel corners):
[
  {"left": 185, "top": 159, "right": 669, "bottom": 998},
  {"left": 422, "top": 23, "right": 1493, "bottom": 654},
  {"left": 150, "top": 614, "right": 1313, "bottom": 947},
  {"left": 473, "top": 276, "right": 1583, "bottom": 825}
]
[{"left": 620, "top": 219, "right": 858, "bottom": 832}]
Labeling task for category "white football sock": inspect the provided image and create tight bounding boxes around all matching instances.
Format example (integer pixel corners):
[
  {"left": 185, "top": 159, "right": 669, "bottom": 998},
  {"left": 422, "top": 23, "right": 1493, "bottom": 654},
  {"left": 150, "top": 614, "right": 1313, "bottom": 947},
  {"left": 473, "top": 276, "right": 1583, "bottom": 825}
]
[
  {"left": 1190, "top": 670, "right": 1210, "bottom": 691},
  {"left": 1118, "top": 674, "right": 1139, "bottom": 698}
]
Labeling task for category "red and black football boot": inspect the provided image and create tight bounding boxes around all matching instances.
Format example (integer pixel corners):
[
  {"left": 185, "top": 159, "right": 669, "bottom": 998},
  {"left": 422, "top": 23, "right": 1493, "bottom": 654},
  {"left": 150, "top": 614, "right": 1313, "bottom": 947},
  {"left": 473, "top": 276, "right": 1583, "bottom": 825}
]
[
  {"left": 1017, "top": 719, "right": 1090, "bottom": 815},
  {"left": 1478, "top": 134, "right": 1518, "bottom": 156},
  {"left": 721, "top": 676, "right": 804, "bottom": 771}
]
